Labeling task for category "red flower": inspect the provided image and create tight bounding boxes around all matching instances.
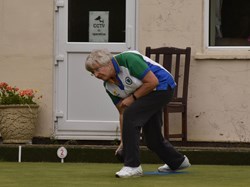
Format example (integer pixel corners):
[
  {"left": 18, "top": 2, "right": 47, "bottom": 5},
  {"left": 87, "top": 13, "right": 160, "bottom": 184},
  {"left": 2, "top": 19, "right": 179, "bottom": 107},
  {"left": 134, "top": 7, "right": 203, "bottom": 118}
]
[{"left": 0, "top": 82, "right": 42, "bottom": 105}]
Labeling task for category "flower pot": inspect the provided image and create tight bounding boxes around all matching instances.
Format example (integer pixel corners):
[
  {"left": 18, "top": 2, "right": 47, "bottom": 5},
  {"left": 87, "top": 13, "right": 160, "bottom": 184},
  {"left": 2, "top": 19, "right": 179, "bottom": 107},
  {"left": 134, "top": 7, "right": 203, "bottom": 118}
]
[{"left": 0, "top": 104, "right": 39, "bottom": 144}]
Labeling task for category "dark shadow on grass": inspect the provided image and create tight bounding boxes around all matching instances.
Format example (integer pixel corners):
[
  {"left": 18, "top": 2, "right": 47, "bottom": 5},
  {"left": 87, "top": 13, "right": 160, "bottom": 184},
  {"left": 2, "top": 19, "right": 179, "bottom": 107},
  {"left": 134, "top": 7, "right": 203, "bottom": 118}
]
[{"left": 144, "top": 171, "right": 189, "bottom": 176}]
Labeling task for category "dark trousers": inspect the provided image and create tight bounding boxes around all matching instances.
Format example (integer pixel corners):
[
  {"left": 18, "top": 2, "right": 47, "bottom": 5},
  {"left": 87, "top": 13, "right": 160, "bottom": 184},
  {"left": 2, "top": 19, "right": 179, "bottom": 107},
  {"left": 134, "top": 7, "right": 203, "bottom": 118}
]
[{"left": 122, "top": 88, "right": 184, "bottom": 170}]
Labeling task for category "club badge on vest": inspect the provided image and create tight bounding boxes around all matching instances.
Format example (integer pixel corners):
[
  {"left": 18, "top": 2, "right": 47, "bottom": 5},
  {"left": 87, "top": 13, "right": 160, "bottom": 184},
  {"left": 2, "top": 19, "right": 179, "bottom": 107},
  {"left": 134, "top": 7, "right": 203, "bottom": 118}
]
[{"left": 125, "top": 77, "right": 133, "bottom": 85}]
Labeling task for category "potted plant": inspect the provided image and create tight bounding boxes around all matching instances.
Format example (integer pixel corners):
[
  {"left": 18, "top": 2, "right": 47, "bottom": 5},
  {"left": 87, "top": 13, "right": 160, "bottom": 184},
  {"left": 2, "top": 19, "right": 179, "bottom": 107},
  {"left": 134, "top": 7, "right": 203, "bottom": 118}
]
[{"left": 0, "top": 82, "right": 42, "bottom": 144}]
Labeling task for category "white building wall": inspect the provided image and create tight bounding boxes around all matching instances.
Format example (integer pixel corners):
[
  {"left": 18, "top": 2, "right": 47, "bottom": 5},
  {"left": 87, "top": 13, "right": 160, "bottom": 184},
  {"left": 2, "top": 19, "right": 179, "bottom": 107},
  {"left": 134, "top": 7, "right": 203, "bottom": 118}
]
[{"left": 0, "top": 0, "right": 54, "bottom": 137}]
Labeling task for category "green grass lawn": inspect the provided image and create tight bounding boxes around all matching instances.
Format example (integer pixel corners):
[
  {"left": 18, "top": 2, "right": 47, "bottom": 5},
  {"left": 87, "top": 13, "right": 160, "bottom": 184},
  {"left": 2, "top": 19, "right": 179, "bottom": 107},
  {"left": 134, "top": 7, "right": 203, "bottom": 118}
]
[{"left": 0, "top": 162, "right": 250, "bottom": 187}]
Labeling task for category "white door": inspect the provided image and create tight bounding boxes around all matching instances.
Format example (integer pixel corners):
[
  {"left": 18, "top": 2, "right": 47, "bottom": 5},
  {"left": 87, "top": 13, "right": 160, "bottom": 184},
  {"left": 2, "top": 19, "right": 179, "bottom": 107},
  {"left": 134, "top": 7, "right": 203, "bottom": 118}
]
[{"left": 54, "top": 0, "right": 137, "bottom": 140}]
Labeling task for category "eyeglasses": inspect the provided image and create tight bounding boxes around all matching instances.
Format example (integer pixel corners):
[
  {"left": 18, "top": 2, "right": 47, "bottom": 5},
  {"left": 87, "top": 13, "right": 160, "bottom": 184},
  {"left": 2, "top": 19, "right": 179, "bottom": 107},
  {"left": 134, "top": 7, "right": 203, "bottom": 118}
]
[{"left": 90, "top": 65, "right": 106, "bottom": 76}]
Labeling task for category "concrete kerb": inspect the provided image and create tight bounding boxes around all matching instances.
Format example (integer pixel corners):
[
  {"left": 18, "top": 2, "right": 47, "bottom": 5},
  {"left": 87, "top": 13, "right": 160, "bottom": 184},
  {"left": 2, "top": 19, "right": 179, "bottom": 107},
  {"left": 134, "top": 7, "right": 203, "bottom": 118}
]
[{"left": 0, "top": 144, "right": 250, "bottom": 165}]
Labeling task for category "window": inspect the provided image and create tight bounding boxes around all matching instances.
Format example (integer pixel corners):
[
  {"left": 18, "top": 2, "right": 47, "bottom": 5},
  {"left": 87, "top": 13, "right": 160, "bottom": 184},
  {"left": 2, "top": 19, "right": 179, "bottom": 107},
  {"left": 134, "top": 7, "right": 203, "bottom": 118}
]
[
  {"left": 209, "top": 0, "right": 250, "bottom": 47},
  {"left": 68, "top": 0, "right": 126, "bottom": 43}
]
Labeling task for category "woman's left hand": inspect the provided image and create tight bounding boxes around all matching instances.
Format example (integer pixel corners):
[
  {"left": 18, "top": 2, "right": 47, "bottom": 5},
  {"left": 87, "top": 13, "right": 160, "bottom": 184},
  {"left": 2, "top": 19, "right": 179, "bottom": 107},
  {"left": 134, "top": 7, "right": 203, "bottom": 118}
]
[{"left": 120, "top": 95, "right": 134, "bottom": 107}]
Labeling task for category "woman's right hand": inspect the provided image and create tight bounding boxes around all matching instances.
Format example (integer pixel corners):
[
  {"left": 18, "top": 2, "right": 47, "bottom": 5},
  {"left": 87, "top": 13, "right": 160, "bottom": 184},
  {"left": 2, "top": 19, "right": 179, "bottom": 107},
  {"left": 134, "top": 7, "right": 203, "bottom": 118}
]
[{"left": 115, "top": 142, "right": 123, "bottom": 155}]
